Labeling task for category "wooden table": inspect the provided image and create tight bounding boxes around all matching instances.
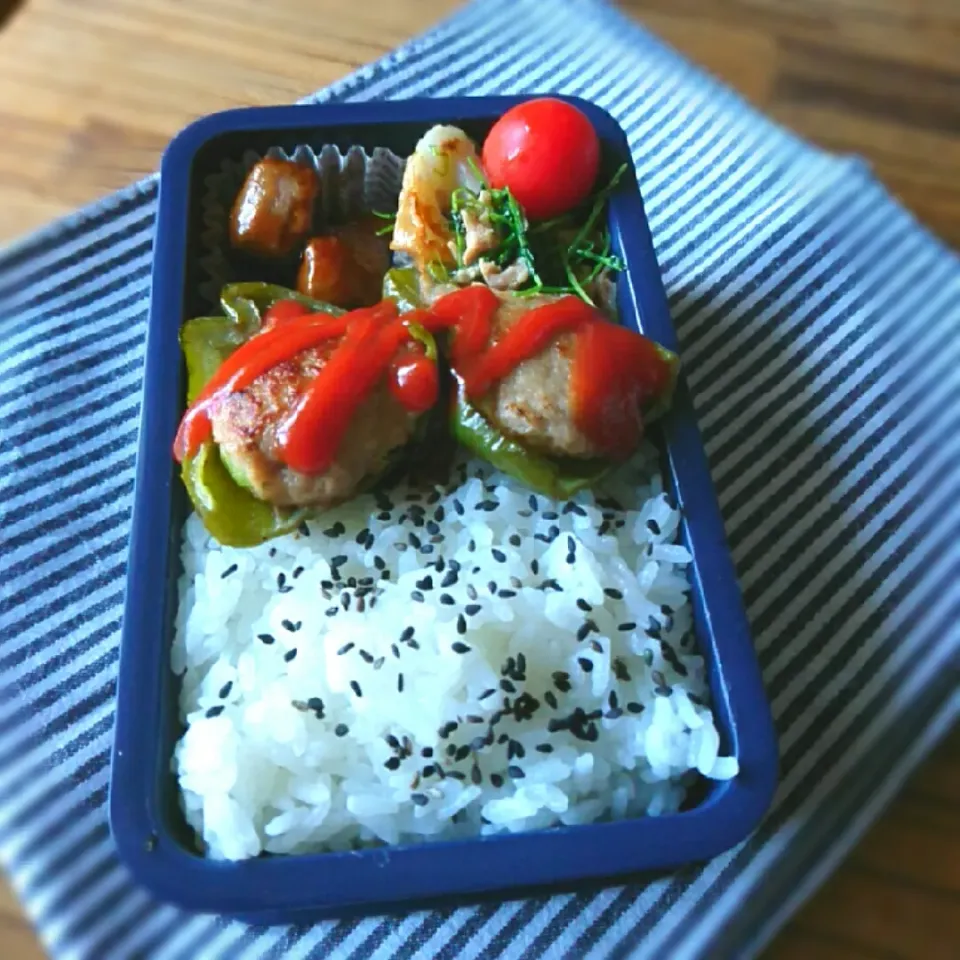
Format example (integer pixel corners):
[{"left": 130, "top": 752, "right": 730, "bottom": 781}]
[{"left": 0, "top": 1, "right": 957, "bottom": 957}]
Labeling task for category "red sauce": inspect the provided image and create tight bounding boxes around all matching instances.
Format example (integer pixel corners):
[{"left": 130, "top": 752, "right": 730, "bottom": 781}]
[{"left": 174, "top": 285, "right": 673, "bottom": 475}]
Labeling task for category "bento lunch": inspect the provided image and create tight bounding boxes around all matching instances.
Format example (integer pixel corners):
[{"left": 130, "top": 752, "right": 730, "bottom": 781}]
[{"left": 170, "top": 98, "right": 738, "bottom": 861}]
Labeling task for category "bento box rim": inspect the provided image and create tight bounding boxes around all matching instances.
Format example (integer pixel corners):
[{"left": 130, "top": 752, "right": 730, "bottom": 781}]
[{"left": 110, "top": 95, "right": 778, "bottom": 918}]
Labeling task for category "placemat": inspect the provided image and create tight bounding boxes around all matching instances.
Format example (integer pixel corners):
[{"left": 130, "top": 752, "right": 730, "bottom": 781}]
[{"left": 1, "top": 0, "right": 958, "bottom": 957}]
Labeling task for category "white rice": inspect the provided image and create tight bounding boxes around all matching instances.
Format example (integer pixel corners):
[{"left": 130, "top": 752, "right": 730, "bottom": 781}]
[{"left": 172, "top": 448, "right": 737, "bottom": 860}]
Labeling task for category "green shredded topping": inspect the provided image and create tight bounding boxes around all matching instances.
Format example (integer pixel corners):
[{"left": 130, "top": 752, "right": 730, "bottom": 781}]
[{"left": 444, "top": 163, "right": 628, "bottom": 303}]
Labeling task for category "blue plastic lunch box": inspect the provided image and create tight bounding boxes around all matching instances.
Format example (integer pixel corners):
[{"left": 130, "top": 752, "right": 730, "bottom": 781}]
[{"left": 109, "top": 96, "right": 778, "bottom": 922}]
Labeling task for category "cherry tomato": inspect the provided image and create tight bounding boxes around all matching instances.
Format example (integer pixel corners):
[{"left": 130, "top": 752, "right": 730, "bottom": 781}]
[
  {"left": 388, "top": 352, "right": 439, "bottom": 414},
  {"left": 481, "top": 98, "right": 600, "bottom": 221},
  {"left": 262, "top": 299, "right": 310, "bottom": 328}
]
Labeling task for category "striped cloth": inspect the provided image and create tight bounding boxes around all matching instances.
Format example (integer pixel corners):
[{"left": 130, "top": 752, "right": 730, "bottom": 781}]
[{"left": 1, "top": 0, "right": 958, "bottom": 957}]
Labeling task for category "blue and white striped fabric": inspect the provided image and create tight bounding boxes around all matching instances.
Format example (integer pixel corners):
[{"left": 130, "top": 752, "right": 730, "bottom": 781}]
[{"left": 1, "top": 0, "right": 958, "bottom": 957}]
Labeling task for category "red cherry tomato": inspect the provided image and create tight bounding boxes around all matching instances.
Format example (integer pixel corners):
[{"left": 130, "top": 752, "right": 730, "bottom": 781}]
[
  {"left": 388, "top": 352, "right": 439, "bottom": 414},
  {"left": 263, "top": 300, "right": 311, "bottom": 328},
  {"left": 481, "top": 98, "right": 600, "bottom": 221}
]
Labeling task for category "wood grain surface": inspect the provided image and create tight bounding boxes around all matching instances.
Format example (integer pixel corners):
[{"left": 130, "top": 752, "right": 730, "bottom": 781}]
[{"left": 0, "top": 1, "right": 957, "bottom": 958}]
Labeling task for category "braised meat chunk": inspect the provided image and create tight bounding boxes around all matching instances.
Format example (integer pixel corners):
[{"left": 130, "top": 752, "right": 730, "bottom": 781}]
[
  {"left": 230, "top": 159, "right": 319, "bottom": 257},
  {"left": 297, "top": 217, "right": 392, "bottom": 309}
]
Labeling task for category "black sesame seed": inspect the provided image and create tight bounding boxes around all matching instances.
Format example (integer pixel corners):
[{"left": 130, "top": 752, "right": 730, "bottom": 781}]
[
  {"left": 491, "top": 772, "right": 504, "bottom": 788},
  {"left": 589, "top": 639, "right": 603, "bottom": 653},
  {"left": 448, "top": 770, "right": 467, "bottom": 782},
  {"left": 500, "top": 678, "right": 516, "bottom": 693},
  {"left": 576, "top": 621, "right": 595, "bottom": 642},
  {"left": 386, "top": 734, "right": 400, "bottom": 749},
  {"left": 487, "top": 580, "right": 497, "bottom": 595},
  {"left": 508, "top": 534, "right": 522, "bottom": 548},
  {"left": 453, "top": 499, "right": 465, "bottom": 516},
  {"left": 470, "top": 764, "right": 483, "bottom": 785},
  {"left": 340, "top": 592, "right": 351, "bottom": 611},
  {"left": 400, "top": 627, "right": 414, "bottom": 643},
  {"left": 407, "top": 638, "right": 421, "bottom": 650},
  {"left": 331, "top": 555, "right": 348, "bottom": 568},
  {"left": 544, "top": 690, "right": 559, "bottom": 709},
  {"left": 441, "top": 571, "right": 459, "bottom": 589},
  {"left": 452, "top": 641, "right": 471, "bottom": 654},
  {"left": 397, "top": 673, "right": 405, "bottom": 693},
  {"left": 421, "top": 544, "right": 435, "bottom": 555},
  {"left": 497, "top": 589, "right": 517, "bottom": 599},
  {"left": 440, "top": 593, "right": 456, "bottom": 606},
  {"left": 468, "top": 539, "right": 476, "bottom": 552},
  {"left": 547, "top": 717, "right": 569, "bottom": 732},
  {"left": 549, "top": 525, "right": 561, "bottom": 540},
  {"left": 577, "top": 657, "right": 594, "bottom": 673},
  {"left": 535, "top": 743, "right": 554, "bottom": 754},
  {"left": 284, "top": 649, "right": 297, "bottom": 662},
  {"left": 337, "top": 642, "right": 355, "bottom": 657},
  {"left": 456, "top": 614, "right": 467, "bottom": 635},
  {"left": 618, "top": 622, "right": 637, "bottom": 632},
  {"left": 627, "top": 702, "right": 644, "bottom": 714},
  {"left": 455, "top": 745, "right": 471, "bottom": 762},
  {"left": 604, "top": 587, "right": 624, "bottom": 600},
  {"left": 269, "top": 548, "right": 277, "bottom": 557},
  {"left": 220, "top": 564, "right": 238, "bottom": 579},
  {"left": 421, "top": 746, "right": 434, "bottom": 759},
  {"left": 335, "top": 723, "right": 349, "bottom": 737},
  {"left": 384, "top": 756, "right": 401, "bottom": 771},
  {"left": 218, "top": 681, "right": 233, "bottom": 699},
  {"left": 411, "top": 590, "right": 425, "bottom": 603},
  {"left": 565, "top": 552, "right": 576, "bottom": 565},
  {"left": 542, "top": 511, "right": 559, "bottom": 521},
  {"left": 426, "top": 521, "right": 441, "bottom": 536},
  {"left": 205, "top": 705, "right": 224, "bottom": 718},
  {"left": 507, "top": 765, "right": 525, "bottom": 779},
  {"left": 479, "top": 688, "right": 497, "bottom": 701},
  {"left": 464, "top": 603, "right": 482, "bottom": 617},
  {"left": 476, "top": 499, "right": 499, "bottom": 512},
  {"left": 350, "top": 680, "right": 362, "bottom": 697},
  {"left": 528, "top": 494, "right": 538, "bottom": 511},
  {"left": 408, "top": 533, "right": 422, "bottom": 549},
  {"left": 416, "top": 576, "right": 434, "bottom": 591},
  {"left": 576, "top": 598, "right": 592, "bottom": 612},
  {"left": 410, "top": 791, "right": 430, "bottom": 807},
  {"left": 530, "top": 559, "right": 540, "bottom": 576},
  {"left": 491, "top": 549, "right": 507, "bottom": 563},
  {"left": 497, "top": 733, "right": 510, "bottom": 745},
  {"left": 646, "top": 519, "right": 661, "bottom": 535},
  {"left": 613, "top": 658, "right": 631, "bottom": 682}
]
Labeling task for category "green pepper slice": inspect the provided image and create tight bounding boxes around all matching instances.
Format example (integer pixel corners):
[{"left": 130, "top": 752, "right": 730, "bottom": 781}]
[
  {"left": 382, "top": 267, "right": 423, "bottom": 313},
  {"left": 181, "top": 441, "right": 309, "bottom": 548},
  {"left": 178, "top": 284, "right": 342, "bottom": 547},
  {"left": 451, "top": 392, "right": 612, "bottom": 500}
]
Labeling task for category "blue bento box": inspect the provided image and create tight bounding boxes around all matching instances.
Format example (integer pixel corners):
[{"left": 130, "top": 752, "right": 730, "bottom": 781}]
[{"left": 109, "top": 95, "right": 778, "bottom": 922}]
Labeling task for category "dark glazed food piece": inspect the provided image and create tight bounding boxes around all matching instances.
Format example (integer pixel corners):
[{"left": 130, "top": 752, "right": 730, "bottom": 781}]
[
  {"left": 297, "top": 218, "right": 392, "bottom": 309},
  {"left": 230, "top": 159, "right": 320, "bottom": 257}
]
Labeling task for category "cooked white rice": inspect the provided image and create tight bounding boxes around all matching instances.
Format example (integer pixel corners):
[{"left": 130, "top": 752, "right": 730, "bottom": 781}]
[{"left": 172, "top": 448, "right": 737, "bottom": 860}]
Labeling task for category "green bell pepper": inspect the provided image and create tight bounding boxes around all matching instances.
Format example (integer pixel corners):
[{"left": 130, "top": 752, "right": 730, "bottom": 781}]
[
  {"left": 179, "top": 284, "right": 341, "bottom": 547},
  {"left": 451, "top": 392, "right": 612, "bottom": 500},
  {"left": 182, "top": 441, "right": 310, "bottom": 548},
  {"left": 382, "top": 267, "right": 423, "bottom": 313}
]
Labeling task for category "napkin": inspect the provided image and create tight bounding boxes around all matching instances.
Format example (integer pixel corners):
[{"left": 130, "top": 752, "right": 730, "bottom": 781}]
[{"left": 1, "top": 0, "right": 958, "bottom": 957}]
